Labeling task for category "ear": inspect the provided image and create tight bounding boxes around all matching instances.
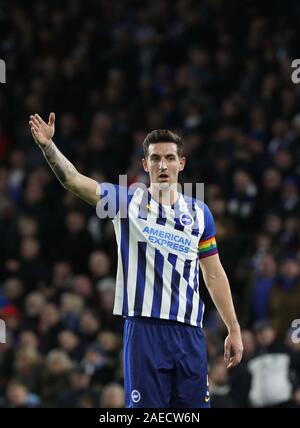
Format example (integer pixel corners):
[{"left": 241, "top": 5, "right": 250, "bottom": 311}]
[
  {"left": 142, "top": 158, "right": 148, "bottom": 172},
  {"left": 179, "top": 157, "right": 186, "bottom": 172}
]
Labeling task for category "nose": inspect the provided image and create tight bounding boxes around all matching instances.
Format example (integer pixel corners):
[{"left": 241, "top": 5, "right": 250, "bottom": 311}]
[{"left": 159, "top": 157, "right": 167, "bottom": 170}]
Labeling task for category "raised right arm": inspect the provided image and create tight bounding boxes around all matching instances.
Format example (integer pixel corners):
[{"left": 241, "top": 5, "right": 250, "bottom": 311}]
[
  {"left": 42, "top": 140, "right": 100, "bottom": 205},
  {"left": 29, "top": 113, "right": 100, "bottom": 206}
]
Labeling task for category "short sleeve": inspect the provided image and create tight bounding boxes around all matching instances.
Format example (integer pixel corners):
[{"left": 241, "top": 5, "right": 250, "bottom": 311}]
[
  {"left": 198, "top": 204, "right": 218, "bottom": 259},
  {"left": 96, "top": 183, "right": 129, "bottom": 219}
]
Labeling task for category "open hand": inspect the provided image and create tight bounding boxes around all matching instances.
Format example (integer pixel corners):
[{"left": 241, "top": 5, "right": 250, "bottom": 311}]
[{"left": 29, "top": 113, "right": 55, "bottom": 148}]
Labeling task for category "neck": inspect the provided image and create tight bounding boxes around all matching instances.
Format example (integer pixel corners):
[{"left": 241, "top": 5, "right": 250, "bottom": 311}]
[{"left": 148, "top": 183, "right": 178, "bottom": 206}]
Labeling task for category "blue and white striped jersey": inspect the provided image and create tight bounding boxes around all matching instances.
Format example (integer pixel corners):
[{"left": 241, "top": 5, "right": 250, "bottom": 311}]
[{"left": 98, "top": 183, "right": 217, "bottom": 327}]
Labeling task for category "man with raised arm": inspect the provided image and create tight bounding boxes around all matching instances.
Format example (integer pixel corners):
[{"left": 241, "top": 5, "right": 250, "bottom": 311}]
[{"left": 29, "top": 112, "right": 243, "bottom": 408}]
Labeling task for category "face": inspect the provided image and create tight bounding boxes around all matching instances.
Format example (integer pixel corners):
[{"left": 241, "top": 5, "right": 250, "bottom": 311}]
[
  {"left": 256, "top": 327, "right": 276, "bottom": 346},
  {"left": 142, "top": 142, "right": 185, "bottom": 188}
]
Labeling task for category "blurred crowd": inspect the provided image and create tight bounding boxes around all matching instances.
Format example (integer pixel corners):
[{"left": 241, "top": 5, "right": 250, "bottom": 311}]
[{"left": 0, "top": 0, "right": 300, "bottom": 407}]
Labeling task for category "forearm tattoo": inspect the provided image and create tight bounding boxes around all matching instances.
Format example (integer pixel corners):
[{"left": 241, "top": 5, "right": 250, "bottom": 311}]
[{"left": 43, "top": 141, "right": 77, "bottom": 185}]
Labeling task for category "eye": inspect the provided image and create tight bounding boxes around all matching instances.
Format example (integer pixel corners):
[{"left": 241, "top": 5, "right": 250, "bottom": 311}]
[{"left": 151, "top": 156, "right": 160, "bottom": 162}]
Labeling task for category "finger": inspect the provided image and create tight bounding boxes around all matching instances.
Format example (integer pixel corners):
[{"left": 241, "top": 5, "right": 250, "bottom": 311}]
[
  {"left": 29, "top": 119, "right": 38, "bottom": 127},
  {"left": 30, "top": 116, "right": 41, "bottom": 127},
  {"left": 48, "top": 112, "right": 55, "bottom": 126},
  {"left": 227, "top": 351, "right": 243, "bottom": 369},
  {"left": 29, "top": 123, "right": 39, "bottom": 134},
  {"left": 226, "top": 357, "right": 237, "bottom": 369},
  {"left": 34, "top": 114, "right": 44, "bottom": 124},
  {"left": 30, "top": 128, "right": 39, "bottom": 141},
  {"left": 29, "top": 119, "right": 38, "bottom": 129},
  {"left": 224, "top": 347, "right": 230, "bottom": 363},
  {"left": 232, "top": 348, "right": 243, "bottom": 361}
]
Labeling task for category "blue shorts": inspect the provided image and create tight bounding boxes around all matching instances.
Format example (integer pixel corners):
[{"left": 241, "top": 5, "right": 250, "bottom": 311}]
[{"left": 124, "top": 316, "right": 210, "bottom": 408}]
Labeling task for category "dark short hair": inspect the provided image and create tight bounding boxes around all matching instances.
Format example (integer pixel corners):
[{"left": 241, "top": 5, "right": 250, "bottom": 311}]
[{"left": 143, "top": 129, "right": 184, "bottom": 158}]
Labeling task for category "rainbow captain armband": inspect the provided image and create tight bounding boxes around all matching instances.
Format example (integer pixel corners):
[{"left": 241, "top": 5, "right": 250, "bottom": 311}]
[{"left": 198, "top": 236, "right": 218, "bottom": 259}]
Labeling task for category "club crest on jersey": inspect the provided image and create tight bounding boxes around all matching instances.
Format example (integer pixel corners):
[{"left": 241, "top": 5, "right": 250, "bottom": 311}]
[
  {"left": 131, "top": 389, "right": 141, "bottom": 403},
  {"left": 179, "top": 213, "right": 194, "bottom": 227}
]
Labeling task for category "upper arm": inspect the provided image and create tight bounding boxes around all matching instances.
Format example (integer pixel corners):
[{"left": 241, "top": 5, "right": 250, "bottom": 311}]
[{"left": 69, "top": 173, "right": 101, "bottom": 205}]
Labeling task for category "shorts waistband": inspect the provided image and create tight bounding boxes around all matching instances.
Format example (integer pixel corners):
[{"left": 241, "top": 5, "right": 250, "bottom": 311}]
[{"left": 125, "top": 316, "right": 197, "bottom": 328}]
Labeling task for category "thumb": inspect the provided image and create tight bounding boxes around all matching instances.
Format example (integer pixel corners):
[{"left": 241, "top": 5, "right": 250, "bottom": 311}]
[{"left": 48, "top": 112, "right": 55, "bottom": 126}]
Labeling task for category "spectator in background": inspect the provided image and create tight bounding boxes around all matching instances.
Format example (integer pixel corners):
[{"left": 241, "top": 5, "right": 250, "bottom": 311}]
[
  {"left": 280, "top": 215, "right": 299, "bottom": 252},
  {"left": 12, "top": 346, "right": 44, "bottom": 393},
  {"left": 229, "top": 330, "right": 255, "bottom": 408},
  {"left": 100, "top": 382, "right": 125, "bottom": 408},
  {"left": 78, "top": 309, "right": 101, "bottom": 346},
  {"left": 56, "top": 364, "right": 96, "bottom": 408},
  {"left": 248, "top": 253, "right": 277, "bottom": 324},
  {"left": 81, "top": 343, "right": 115, "bottom": 388},
  {"left": 280, "top": 176, "right": 300, "bottom": 216},
  {"left": 3, "top": 380, "right": 41, "bottom": 408},
  {"left": 22, "top": 173, "right": 48, "bottom": 221},
  {"left": 253, "top": 168, "right": 282, "bottom": 223},
  {"left": 88, "top": 250, "right": 111, "bottom": 283},
  {"left": 227, "top": 169, "right": 257, "bottom": 229},
  {"left": 270, "top": 258, "right": 300, "bottom": 338},
  {"left": 7, "top": 149, "right": 26, "bottom": 203},
  {"left": 58, "top": 330, "right": 83, "bottom": 362},
  {"left": 209, "top": 356, "right": 238, "bottom": 408},
  {"left": 38, "top": 303, "right": 62, "bottom": 353},
  {"left": 18, "top": 215, "right": 40, "bottom": 240},
  {"left": 96, "top": 277, "right": 123, "bottom": 333},
  {"left": 71, "top": 275, "right": 95, "bottom": 307},
  {"left": 59, "top": 211, "right": 95, "bottom": 274},
  {"left": 0, "top": 167, "right": 14, "bottom": 229},
  {"left": 273, "top": 150, "right": 294, "bottom": 178},
  {"left": 247, "top": 321, "right": 293, "bottom": 408},
  {"left": 59, "top": 292, "right": 84, "bottom": 332},
  {"left": 286, "top": 327, "right": 300, "bottom": 408},
  {"left": 22, "top": 292, "right": 46, "bottom": 332},
  {"left": 41, "top": 350, "right": 73, "bottom": 407},
  {"left": 98, "top": 331, "right": 122, "bottom": 365},
  {"left": 18, "top": 237, "right": 49, "bottom": 290},
  {"left": 2, "top": 277, "right": 25, "bottom": 310},
  {"left": 18, "top": 330, "right": 40, "bottom": 351},
  {"left": 46, "top": 261, "right": 73, "bottom": 303}
]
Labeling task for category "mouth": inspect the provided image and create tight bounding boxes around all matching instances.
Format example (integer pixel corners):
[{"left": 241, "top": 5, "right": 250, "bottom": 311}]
[{"left": 158, "top": 173, "right": 169, "bottom": 181}]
